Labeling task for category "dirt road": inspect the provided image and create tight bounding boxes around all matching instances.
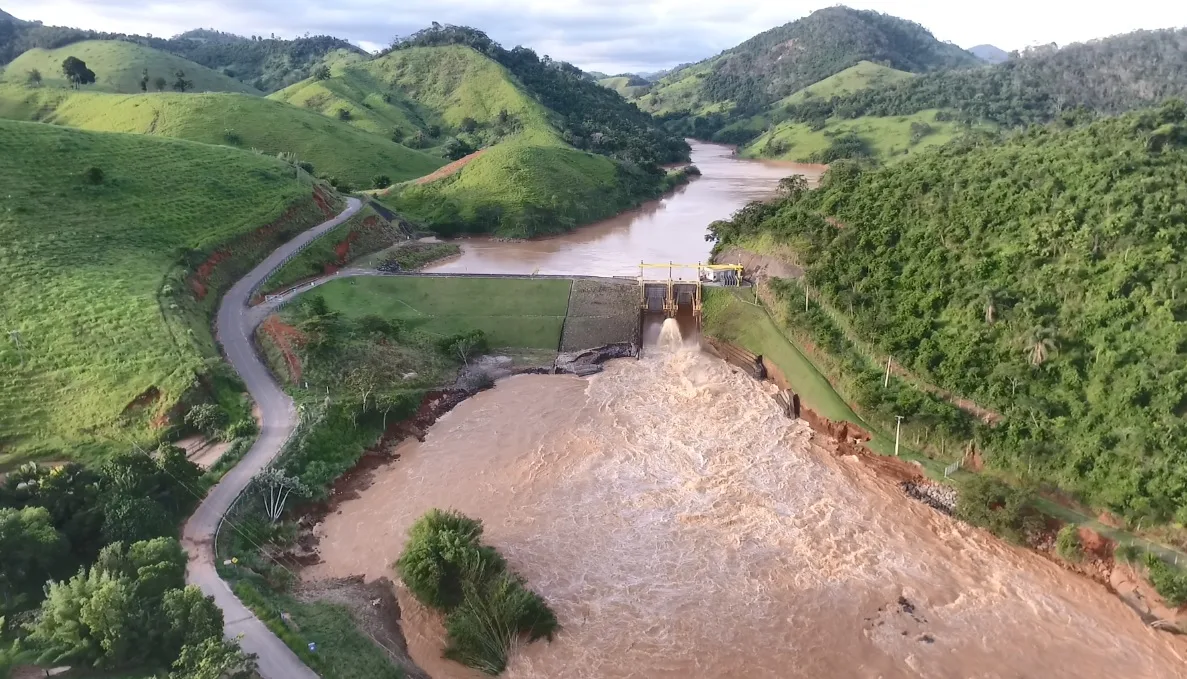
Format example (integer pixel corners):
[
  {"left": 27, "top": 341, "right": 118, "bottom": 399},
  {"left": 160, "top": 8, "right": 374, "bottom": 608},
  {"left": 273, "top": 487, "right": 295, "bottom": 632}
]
[{"left": 181, "top": 197, "right": 363, "bottom": 679}]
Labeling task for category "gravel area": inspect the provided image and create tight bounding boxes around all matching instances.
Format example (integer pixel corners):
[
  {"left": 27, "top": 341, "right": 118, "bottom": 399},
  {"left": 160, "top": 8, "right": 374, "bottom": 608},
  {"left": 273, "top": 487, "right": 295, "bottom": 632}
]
[{"left": 901, "top": 480, "right": 958, "bottom": 515}]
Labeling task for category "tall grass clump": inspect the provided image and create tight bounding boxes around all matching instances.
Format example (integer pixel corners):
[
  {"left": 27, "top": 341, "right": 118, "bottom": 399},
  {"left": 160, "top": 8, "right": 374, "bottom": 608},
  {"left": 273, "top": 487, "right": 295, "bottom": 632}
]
[{"left": 395, "top": 509, "right": 558, "bottom": 674}]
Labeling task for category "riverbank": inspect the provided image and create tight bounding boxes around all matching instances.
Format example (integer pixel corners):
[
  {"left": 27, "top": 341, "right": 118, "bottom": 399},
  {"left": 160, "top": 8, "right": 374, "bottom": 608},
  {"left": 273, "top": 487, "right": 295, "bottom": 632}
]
[
  {"left": 701, "top": 284, "right": 1187, "bottom": 631},
  {"left": 300, "top": 341, "right": 1187, "bottom": 678},
  {"left": 424, "top": 140, "right": 822, "bottom": 276}
]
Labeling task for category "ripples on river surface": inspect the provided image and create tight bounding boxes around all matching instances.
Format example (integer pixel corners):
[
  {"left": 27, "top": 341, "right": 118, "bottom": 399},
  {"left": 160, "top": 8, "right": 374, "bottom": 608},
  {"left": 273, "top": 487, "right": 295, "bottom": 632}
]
[{"left": 308, "top": 341, "right": 1186, "bottom": 678}]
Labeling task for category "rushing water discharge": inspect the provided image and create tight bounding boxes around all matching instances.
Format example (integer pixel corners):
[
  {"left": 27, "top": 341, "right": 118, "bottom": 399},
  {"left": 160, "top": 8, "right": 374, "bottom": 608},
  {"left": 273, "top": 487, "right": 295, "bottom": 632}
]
[
  {"left": 307, "top": 147, "right": 1186, "bottom": 676},
  {"left": 423, "top": 141, "right": 821, "bottom": 276},
  {"left": 308, "top": 337, "right": 1185, "bottom": 678}
]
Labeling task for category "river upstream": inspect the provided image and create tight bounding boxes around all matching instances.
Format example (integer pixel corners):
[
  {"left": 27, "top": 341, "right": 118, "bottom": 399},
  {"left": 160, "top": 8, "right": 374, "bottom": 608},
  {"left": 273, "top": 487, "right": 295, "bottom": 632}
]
[
  {"left": 424, "top": 141, "right": 820, "bottom": 276},
  {"left": 305, "top": 145, "right": 1186, "bottom": 677}
]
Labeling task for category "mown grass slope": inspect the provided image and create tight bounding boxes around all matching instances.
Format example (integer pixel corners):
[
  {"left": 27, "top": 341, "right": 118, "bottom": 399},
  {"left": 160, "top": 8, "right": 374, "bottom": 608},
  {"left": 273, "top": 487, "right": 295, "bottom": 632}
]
[
  {"left": 0, "top": 84, "right": 444, "bottom": 188},
  {"left": 0, "top": 119, "right": 315, "bottom": 461},
  {"left": 314, "top": 277, "right": 572, "bottom": 349},
  {"left": 2, "top": 40, "right": 258, "bottom": 94}
]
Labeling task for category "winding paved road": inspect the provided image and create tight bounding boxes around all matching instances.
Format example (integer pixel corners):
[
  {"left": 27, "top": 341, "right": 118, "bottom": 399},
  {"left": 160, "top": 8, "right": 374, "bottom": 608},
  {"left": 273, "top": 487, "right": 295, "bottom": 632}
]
[{"left": 182, "top": 197, "right": 363, "bottom": 679}]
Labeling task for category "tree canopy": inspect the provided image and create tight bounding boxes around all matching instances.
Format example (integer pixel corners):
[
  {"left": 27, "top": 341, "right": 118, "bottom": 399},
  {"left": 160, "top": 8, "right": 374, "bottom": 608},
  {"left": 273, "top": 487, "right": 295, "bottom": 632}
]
[{"left": 710, "top": 100, "right": 1187, "bottom": 523}]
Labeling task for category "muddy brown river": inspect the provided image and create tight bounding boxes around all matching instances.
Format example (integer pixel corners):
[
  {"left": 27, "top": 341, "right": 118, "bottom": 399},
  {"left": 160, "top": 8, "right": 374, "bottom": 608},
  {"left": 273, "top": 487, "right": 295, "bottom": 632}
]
[
  {"left": 307, "top": 332, "right": 1185, "bottom": 678},
  {"left": 423, "top": 141, "right": 822, "bottom": 276}
]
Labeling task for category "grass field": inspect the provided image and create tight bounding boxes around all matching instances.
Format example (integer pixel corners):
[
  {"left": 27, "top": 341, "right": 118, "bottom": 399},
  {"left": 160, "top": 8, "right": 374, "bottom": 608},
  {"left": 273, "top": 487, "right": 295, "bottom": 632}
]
[
  {"left": 777, "top": 61, "right": 913, "bottom": 106},
  {"left": 740, "top": 109, "right": 975, "bottom": 163},
  {"left": 2, "top": 40, "right": 258, "bottom": 94},
  {"left": 0, "top": 84, "right": 445, "bottom": 188},
  {"left": 312, "top": 277, "right": 572, "bottom": 349},
  {"left": 597, "top": 76, "right": 650, "bottom": 99},
  {"left": 635, "top": 59, "right": 729, "bottom": 115},
  {"left": 0, "top": 119, "right": 317, "bottom": 462},
  {"left": 260, "top": 205, "right": 405, "bottom": 294}
]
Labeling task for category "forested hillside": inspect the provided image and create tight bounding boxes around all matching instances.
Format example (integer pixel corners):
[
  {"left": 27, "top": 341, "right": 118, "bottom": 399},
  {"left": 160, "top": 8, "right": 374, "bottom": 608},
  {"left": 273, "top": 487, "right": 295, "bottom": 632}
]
[
  {"left": 710, "top": 101, "right": 1187, "bottom": 523},
  {"left": 0, "top": 19, "right": 360, "bottom": 91},
  {"left": 640, "top": 6, "right": 978, "bottom": 117},
  {"left": 782, "top": 28, "right": 1187, "bottom": 128}
]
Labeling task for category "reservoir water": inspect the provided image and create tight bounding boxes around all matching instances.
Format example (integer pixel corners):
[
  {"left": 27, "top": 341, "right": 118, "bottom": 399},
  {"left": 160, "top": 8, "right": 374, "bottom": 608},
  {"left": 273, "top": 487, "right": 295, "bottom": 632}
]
[{"left": 423, "top": 141, "right": 823, "bottom": 276}]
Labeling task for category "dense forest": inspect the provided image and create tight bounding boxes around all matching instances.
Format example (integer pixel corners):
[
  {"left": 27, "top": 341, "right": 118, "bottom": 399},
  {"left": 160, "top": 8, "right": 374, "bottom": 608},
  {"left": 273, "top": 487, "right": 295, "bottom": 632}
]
[
  {"left": 710, "top": 101, "right": 1187, "bottom": 523},
  {"left": 0, "top": 17, "right": 362, "bottom": 91},
  {"left": 386, "top": 24, "right": 689, "bottom": 166},
  {"left": 648, "top": 6, "right": 978, "bottom": 118},
  {"left": 782, "top": 28, "right": 1187, "bottom": 128}
]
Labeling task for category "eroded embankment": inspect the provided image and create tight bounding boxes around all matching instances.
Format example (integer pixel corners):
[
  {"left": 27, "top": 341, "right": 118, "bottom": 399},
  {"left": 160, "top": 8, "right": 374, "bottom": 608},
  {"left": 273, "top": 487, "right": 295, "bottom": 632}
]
[{"left": 297, "top": 343, "right": 1187, "bottom": 679}]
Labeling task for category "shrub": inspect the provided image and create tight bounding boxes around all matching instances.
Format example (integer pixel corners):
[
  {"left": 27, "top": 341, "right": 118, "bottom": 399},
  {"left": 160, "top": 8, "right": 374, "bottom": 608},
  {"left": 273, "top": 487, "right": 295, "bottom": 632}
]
[
  {"left": 223, "top": 419, "right": 258, "bottom": 441},
  {"left": 1143, "top": 553, "right": 1187, "bottom": 607},
  {"left": 82, "top": 166, "right": 104, "bottom": 185},
  {"left": 336, "top": 107, "right": 351, "bottom": 121},
  {"left": 396, "top": 509, "right": 558, "bottom": 674},
  {"left": 444, "top": 571, "right": 558, "bottom": 674},
  {"left": 357, "top": 315, "right": 402, "bottom": 338},
  {"left": 1055, "top": 525, "right": 1083, "bottom": 562},
  {"left": 390, "top": 127, "right": 405, "bottom": 143},
  {"left": 313, "top": 64, "right": 331, "bottom": 80},
  {"left": 955, "top": 475, "right": 1042, "bottom": 545},
  {"left": 297, "top": 161, "right": 314, "bottom": 174},
  {"left": 437, "top": 330, "right": 489, "bottom": 364},
  {"left": 223, "top": 129, "right": 243, "bottom": 146},
  {"left": 395, "top": 509, "right": 503, "bottom": 611},
  {"left": 1115, "top": 542, "right": 1140, "bottom": 563},
  {"left": 372, "top": 175, "right": 392, "bottom": 189},
  {"left": 185, "top": 403, "right": 228, "bottom": 436}
]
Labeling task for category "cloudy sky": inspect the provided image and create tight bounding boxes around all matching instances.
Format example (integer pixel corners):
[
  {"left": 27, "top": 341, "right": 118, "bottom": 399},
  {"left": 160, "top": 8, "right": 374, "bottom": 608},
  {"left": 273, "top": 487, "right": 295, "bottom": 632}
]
[{"left": 7, "top": 0, "right": 1187, "bottom": 74}]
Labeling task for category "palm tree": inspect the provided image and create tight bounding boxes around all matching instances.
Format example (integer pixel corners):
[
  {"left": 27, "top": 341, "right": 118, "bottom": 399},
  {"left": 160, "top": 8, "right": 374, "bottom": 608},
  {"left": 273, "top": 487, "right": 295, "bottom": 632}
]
[{"left": 1024, "top": 325, "right": 1059, "bottom": 367}]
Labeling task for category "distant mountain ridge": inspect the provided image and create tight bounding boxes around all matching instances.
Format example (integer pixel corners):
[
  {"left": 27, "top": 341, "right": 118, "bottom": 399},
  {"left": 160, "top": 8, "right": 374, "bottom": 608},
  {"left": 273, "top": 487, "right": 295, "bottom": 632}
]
[
  {"left": 639, "top": 6, "right": 980, "bottom": 116},
  {"left": 969, "top": 44, "right": 1009, "bottom": 63}
]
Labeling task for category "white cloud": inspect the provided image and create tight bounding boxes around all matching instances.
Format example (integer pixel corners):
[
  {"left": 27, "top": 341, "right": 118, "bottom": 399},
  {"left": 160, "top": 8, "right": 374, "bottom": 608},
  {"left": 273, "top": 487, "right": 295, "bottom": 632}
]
[{"left": 6, "top": 0, "right": 1187, "bottom": 73}]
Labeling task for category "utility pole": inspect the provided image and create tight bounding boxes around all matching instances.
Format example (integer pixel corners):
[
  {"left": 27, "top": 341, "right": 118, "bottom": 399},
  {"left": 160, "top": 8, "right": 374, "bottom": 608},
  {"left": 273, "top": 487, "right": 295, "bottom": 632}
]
[
  {"left": 804, "top": 283, "right": 809, "bottom": 312},
  {"left": 894, "top": 415, "right": 904, "bottom": 457},
  {"left": 884, "top": 356, "right": 892, "bottom": 388}
]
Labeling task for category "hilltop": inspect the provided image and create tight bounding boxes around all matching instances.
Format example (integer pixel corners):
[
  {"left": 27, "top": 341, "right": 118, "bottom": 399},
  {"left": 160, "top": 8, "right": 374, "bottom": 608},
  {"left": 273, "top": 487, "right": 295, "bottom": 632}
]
[
  {"left": 969, "top": 44, "right": 1009, "bottom": 63},
  {"left": 0, "top": 84, "right": 443, "bottom": 188},
  {"left": 709, "top": 99, "right": 1187, "bottom": 524},
  {"left": 277, "top": 25, "right": 689, "bottom": 237},
  {"left": 2, "top": 40, "right": 258, "bottom": 93},
  {"left": 638, "top": 6, "right": 979, "bottom": 117},
  {"left": 598, "top": 74, "right": 651, "bottom": 98},
  {"left": 0, "top": 119, "right": 333, "bottom": 460},
  {"left": 0, "top": 19, "right": 362, "bottom": 91},
  {"left": 781, "top": 27, "right": 1187, "bottom": 128}
]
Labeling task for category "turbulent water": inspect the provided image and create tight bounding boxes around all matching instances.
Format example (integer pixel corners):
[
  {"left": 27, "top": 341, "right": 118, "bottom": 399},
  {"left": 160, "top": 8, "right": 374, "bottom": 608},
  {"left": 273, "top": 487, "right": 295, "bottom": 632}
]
[
  {"left": 307, "top": 341, "right": 1186, "bottom": 678},
  {"left": 422, "top": 141, "right": 822, "bottom": 276}
]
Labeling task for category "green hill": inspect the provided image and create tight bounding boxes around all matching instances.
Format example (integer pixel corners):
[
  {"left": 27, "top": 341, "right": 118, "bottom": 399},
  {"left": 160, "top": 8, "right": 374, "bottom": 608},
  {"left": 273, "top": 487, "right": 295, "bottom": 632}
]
[
  {"left": 712, "top": 61, "right": 917, "bottom": 147},
  {"left": 1, "top": 40, "right": 259, "bottom": 93},
  {"left": 0, "top": 84, "right": 444, "bottom": 188},
  {"left": 0, "top": 119, "right": 330, "bottom": 461},
  {"left": 780, "top": 27, "right": 1187, "bottom": 129},
  {"left": 778, "top": 61, "right": 913, "bottom": 106},
  {"left": 739, "top": 109, "right": 976, "bottom": 164},
  {"left": 597, "top": 75, "right": 650, "bottom": 99},
  {"left": 640, "top": 6, "right": 979, "bottom": 119},
  {"left": 280, "top": 37, "right": 688, "bottom": 238},
  {"left": 708, "top": 100, "right": 1187, "bottom": 524}
]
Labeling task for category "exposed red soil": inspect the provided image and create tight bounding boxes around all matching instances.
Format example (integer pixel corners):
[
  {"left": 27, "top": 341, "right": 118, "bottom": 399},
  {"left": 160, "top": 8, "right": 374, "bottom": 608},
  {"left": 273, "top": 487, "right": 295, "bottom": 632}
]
[
  {"left": 312, "top": 185, "right": 337, "bottom": 219},
  {"left": 189, "top": 192, "right": 328, "bottom": 300},
  {"left": 119, "top": 385, "right": 162, "bottom": 418},
  {"left": 258, "top": 314, "right": 305, "bottom": 382},
  {"left": 412, "top": 148, "right": 487, "bottom": 186}
]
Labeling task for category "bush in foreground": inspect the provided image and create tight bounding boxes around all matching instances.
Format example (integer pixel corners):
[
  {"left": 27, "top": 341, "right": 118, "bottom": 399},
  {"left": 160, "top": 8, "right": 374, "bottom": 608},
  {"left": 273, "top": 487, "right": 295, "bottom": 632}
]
[
  {"left": 1055, "top": 525, "right": 1083, "bottom": 562},
  {"left": 955, "top": 475, "right": 1043, "bottom": 545},
  {"left": 1142, "top": 553, "right": 1187, "bottom": 607},
  {"left": 396, "top": 509, "right": 558, "bottom": 674}
]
